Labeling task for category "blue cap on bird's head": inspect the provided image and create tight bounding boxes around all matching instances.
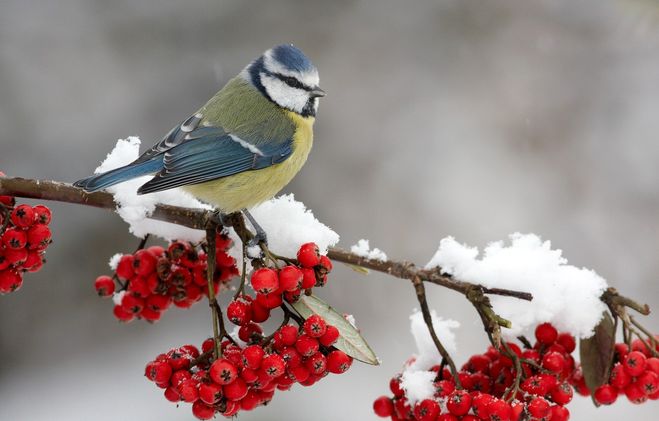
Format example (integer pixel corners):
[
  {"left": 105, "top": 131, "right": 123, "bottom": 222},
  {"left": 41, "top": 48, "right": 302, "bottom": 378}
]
[{"left": 243, "top": 44, "right": 325, "bottom": 117}]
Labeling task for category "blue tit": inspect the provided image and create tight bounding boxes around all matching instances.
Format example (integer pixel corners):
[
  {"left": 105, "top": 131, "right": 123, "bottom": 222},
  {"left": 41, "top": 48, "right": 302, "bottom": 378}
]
[{"left": 74, "top": 44, "right": 325, "bottom": 220}]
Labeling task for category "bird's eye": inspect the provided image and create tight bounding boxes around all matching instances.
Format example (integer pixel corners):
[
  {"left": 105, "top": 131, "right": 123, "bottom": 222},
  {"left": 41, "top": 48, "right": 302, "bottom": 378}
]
[{"left": 274, "top": 73, "right": 306, "bottom": 90}]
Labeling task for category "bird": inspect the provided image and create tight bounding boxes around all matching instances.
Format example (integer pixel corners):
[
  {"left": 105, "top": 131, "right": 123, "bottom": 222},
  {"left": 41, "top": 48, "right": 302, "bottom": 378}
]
[{"left": 74, "top": 44, "right": 325, "bottom": 243}]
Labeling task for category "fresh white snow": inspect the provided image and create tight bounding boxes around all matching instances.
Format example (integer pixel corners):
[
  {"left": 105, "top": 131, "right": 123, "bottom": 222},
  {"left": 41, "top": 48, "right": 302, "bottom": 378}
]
[{"left": 425, "top": 233, "right": 608, "bottom": 339}]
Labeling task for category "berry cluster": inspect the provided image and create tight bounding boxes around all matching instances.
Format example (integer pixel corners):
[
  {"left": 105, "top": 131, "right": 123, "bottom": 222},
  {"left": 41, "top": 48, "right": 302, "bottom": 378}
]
[
  {"left": 227, "top": 242, "right": 332, "bottom": 324},
  {"left": 374, "top": 323, "right": 577, "bottom": 421},
  {"left": 143, "top": 242, "right": 353, "bottom": 418},
  {"left": 573, "top": 337, "right": 659, "bottom": 405},
  {"left": 0, "top": 181, "right": 52, "bottom": 294},
  {"left": 145, "top": 314, "right": 352, "bottom": 419},
  {"left": 94, "top": 232, "right": 238, "bottom": 322}
]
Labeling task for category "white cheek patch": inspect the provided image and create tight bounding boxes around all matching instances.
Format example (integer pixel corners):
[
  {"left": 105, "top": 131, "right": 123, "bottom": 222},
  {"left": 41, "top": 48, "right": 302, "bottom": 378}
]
[
  {"left": 263, "top": 51, "right": 319, "bottom": 88},
  {"left": 261, "top": 73, "right": 309, "bottom": 114}
]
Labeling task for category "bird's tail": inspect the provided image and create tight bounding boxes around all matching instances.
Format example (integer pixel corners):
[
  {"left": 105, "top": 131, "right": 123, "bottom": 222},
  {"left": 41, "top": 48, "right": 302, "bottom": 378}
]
[{"left": 73, "top": 159, "right": 162, "bottom": 192}]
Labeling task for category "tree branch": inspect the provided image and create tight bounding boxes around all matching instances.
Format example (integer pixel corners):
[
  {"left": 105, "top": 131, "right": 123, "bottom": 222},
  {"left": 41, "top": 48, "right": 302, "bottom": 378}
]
[{"left": 0, "top": 176, "right": 533, "bottom": 302}]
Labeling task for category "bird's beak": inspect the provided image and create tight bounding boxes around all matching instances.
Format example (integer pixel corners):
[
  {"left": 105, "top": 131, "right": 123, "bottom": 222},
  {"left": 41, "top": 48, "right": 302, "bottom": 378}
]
[{"left": 310, "top": 87, "right": 326, "bottom": 98}]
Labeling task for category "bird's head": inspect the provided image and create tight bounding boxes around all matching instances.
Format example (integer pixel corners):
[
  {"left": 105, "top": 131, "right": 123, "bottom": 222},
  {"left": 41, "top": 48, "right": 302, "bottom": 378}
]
[{"left": 243, "top": 44, "right": 325, "bottom": 117}]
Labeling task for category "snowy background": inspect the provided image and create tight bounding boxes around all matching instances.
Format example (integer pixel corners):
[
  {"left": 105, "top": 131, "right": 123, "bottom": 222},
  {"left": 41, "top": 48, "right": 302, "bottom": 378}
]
[{"left": 1, "top": 0, "right": 659, "bottom": 420}]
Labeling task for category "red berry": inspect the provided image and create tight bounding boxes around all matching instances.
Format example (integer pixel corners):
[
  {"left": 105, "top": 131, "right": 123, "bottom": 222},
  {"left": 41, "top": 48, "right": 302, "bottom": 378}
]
[
  {"left": 326, "top": 350, "right": 352, "bottom": 374},
  {"left": 414, "top": 399, "right": 440, "bottom": 421},
  {"left": 535, "top": 323, "right": 558, "bottom": 345},
  {"left": 0, "top": 269, "right": 22, "bottom": 293},
  {"left": 288, "top": 364, "right": 310, "bottom": 383},
  {"left": 251, "top": 268, "right": 279, "bottom": 294},
  {"left": 4, "top": 247, "right": 27, "bottom": 266},
  {"left": 145, "top": 360, "right": 172, "bottom": 383},
  {"left": 192, "top": 401, "right": 215, "bottom": 420},
  {"left": 297, "top": 242, "right": 320, "bottom": 268},
  {"left": 295, "top": 334, "right": 319, "bottom": 357},
  {"left": 592, "top": 384, "right": 617, "bottom": 405},
  {"left": 319, "top": 325, "right": 340, "bottom": 347},
  {"left": 318, "top": 255, "right": 333, "bottom": 272},
  {"left": 438, "top": 415, "right": 459, "bottom": 421},
  {"left": 647, "top": 357, "right": 659, "bottom": 374},
  {"left": 446, "top": 389, "right": 472, "bottom": 416},
  {"left": 2, "top": 228, "right": 27, "bottom": 250},
  {"left": 373, "top": 396, "right": 394, "bottom": 417},
  {"left": 300, "top": 267, "right": 316, "bottom": 289},
  {"left": 10, "top": 204, "right": 35, "bottom": 228},
  {"left": 556, "top": 332, "right": 576, "bottom": 353},
  {"left": 255, "top": 291, "right": 283, "bottom": 309},
  {"left": 242, "top": 345, "right": 265, "bottom": 370},
  {"left": 527, "top": 397, "right": 551, "bottom": 418},
  {"left": 250, "top": 299, "right": 270, "bottom": 323},
  {"left": 638, "top": 370, "right": 659, "bottom": 395},
  {"left": 305, "top": 352, "right": 327, "bottom": 375},
  {"left": 32, "top": 205, "right": 51, "bottom": 225},
  {"left": 542, "top": 351, "right": 566, "bottom": 373},
  {"left": 609, "top": 362, "right": 630, "bottom": 389},
  {"left": 550, "top": 405, "right": 570, "bottom": 421},
  {"left": 279, "top": 346, "right": 302, "bottom": 368},
  {"left": 223, "top": 377, "right": 248, "bottom": 401},
  {"left": 279, "top": 265, "right": 303, "bottom": 291},
  {"left": 261, "top": 354, "right": 286, "bottom": 378},
  {"left": 133, "top": 249, "right": 157, "bottom": 276},
  {"left": 277, "top": 324, "right": 299, "bottom": 347},
  {"left": 227, "top": 299, "right": 252, "bottom": 326},
  {"left": 624, "top": 381, "right": 647, "bottom": 404},
  {"left": 209, "top": 358, "right": 238, "bottom": 385},
  {"left": 164, "top": 386, "right": 180, "bottom": 402},
  {"left": 390, "top": 376, "right": 404, "bottom": 397},
  {"left": 116, "top": 255, "right": 134, "bottom": 280},
  {"left": 238, "top": 322, "right": 263, "bottom": 343},
  {"left": 94, "top": 275, "right": 115, "bottom": 297},
  {"left": 26, "top": 224, "right": 51, "bottom": 250},
  {"left": 434, "top": 379, "right": 455, "bottom": 397},
  {"left": 303, "top": 314, "right": 327, "bottom": 338},
  {"left": 146, "top": 294, "right": 171, "bottom": 312},
  {"left": 549, "top": 382, "right": 574, "bottom": 405},
  {"left": 624, "top": 351, "right": 647, "bottom": 376},
  {"left": 121, "top": 293, "right": 144, "bottom": 314},
  {"left": 112, "top": 304, "right": 134, "bottom": 322},
  {"left": 486, "top": 399, "right": 512, "bottom": 421},
  {"left": 23, "top": 250, "right": 44, "bottom": 272}
]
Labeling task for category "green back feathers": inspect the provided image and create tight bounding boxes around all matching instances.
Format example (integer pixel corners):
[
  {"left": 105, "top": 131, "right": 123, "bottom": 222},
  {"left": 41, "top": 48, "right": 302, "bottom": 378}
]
[{"left": 200, "top": 78, "right": 295, "bottom": 146}]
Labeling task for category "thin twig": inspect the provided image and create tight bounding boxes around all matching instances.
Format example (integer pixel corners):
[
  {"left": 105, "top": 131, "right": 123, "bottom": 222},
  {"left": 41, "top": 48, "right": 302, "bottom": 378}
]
[
  {"left": 412, "top": 275, "right": 462, "bottom": 388},
  {"left": 205, "top": 228, "right": 221, "bottom": 359}
]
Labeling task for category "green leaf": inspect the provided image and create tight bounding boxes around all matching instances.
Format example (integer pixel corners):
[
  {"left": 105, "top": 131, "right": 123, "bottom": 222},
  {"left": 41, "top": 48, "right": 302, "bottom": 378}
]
[
  {"left": 579, "top": 311, "right": 616, "bottom": 396},
  {"left": 291, "top": 294, "right": 379, "bottom": 365}
]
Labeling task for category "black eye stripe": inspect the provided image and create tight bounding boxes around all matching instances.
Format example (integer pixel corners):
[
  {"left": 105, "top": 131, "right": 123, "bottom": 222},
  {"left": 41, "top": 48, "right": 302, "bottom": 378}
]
[{"left": 272, "top": 72, "right": 312, "bottom": 91}]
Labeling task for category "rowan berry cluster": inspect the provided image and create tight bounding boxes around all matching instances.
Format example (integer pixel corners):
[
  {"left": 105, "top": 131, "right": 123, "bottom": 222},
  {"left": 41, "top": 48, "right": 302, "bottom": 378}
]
[
  {"left": 572, "top": 337, "right": 659, "bottom": 405},
  {"left": 94, "top": 232, "right": 238, "bottom": 322},
  {"left": 0, "top": 181, "right": 52, "bottom": 294},
  {"left": 374, "top": 323, "right": 577, "bottom": 421},
  {"left": 144, "top": 314, "right": 353, "bottom": 419},
  {"left": 227, "top": 242, "right": 332, "bottom": 324}
]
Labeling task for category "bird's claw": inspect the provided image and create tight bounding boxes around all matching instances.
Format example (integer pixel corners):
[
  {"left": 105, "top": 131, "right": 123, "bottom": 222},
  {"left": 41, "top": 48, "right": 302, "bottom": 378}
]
[{"left": 247, "top": 231, "right": 268, "bottom": 250}]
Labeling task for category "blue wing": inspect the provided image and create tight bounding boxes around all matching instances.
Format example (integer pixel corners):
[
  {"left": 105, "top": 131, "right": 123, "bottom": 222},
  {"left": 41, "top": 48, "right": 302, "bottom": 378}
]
[
  {"left": 136, "top": 126, "right": 293, "bottom": 194},
  {"left": 74, "top": 113, "right": 294, "bottom": 194}
]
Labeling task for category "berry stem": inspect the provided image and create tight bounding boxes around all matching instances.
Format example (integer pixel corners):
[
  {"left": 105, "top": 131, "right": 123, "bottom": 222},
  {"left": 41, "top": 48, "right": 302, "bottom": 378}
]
[
  {"left": 205, "top": 228, "right": 222, "bottom": 359},
  {"left": 412, "top": 275, "right": 462, "bottom": 388},
  {"left": 233, "top": 240, "right": 248, "bottom": 300},
  {"left": 134, "top": 234, "right": 150, "bottom": 252},
  {"left": 500, "top": 341, "right": 523, "bottom": 401}
]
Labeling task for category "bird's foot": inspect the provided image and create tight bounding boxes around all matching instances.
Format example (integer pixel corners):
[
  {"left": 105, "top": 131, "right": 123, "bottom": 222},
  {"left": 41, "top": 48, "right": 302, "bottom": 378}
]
[
  {"left": 210, "top": 210, "right": 232, "bottom": 227},
  {"left": 243, "top": 209, "right": 268, "bottom": 249}
]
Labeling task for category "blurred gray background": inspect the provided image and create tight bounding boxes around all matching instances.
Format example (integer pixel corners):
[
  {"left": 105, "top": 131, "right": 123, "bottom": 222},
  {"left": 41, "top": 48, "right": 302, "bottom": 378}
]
[{"left": 1, "top": 0, "right": 658, "bottom": 419}]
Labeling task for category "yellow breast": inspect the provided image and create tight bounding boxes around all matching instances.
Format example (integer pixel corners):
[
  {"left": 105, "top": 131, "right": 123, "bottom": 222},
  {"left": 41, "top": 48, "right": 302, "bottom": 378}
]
[{"left": 183, "top": 112, "right": 314, "bottom": 213}]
